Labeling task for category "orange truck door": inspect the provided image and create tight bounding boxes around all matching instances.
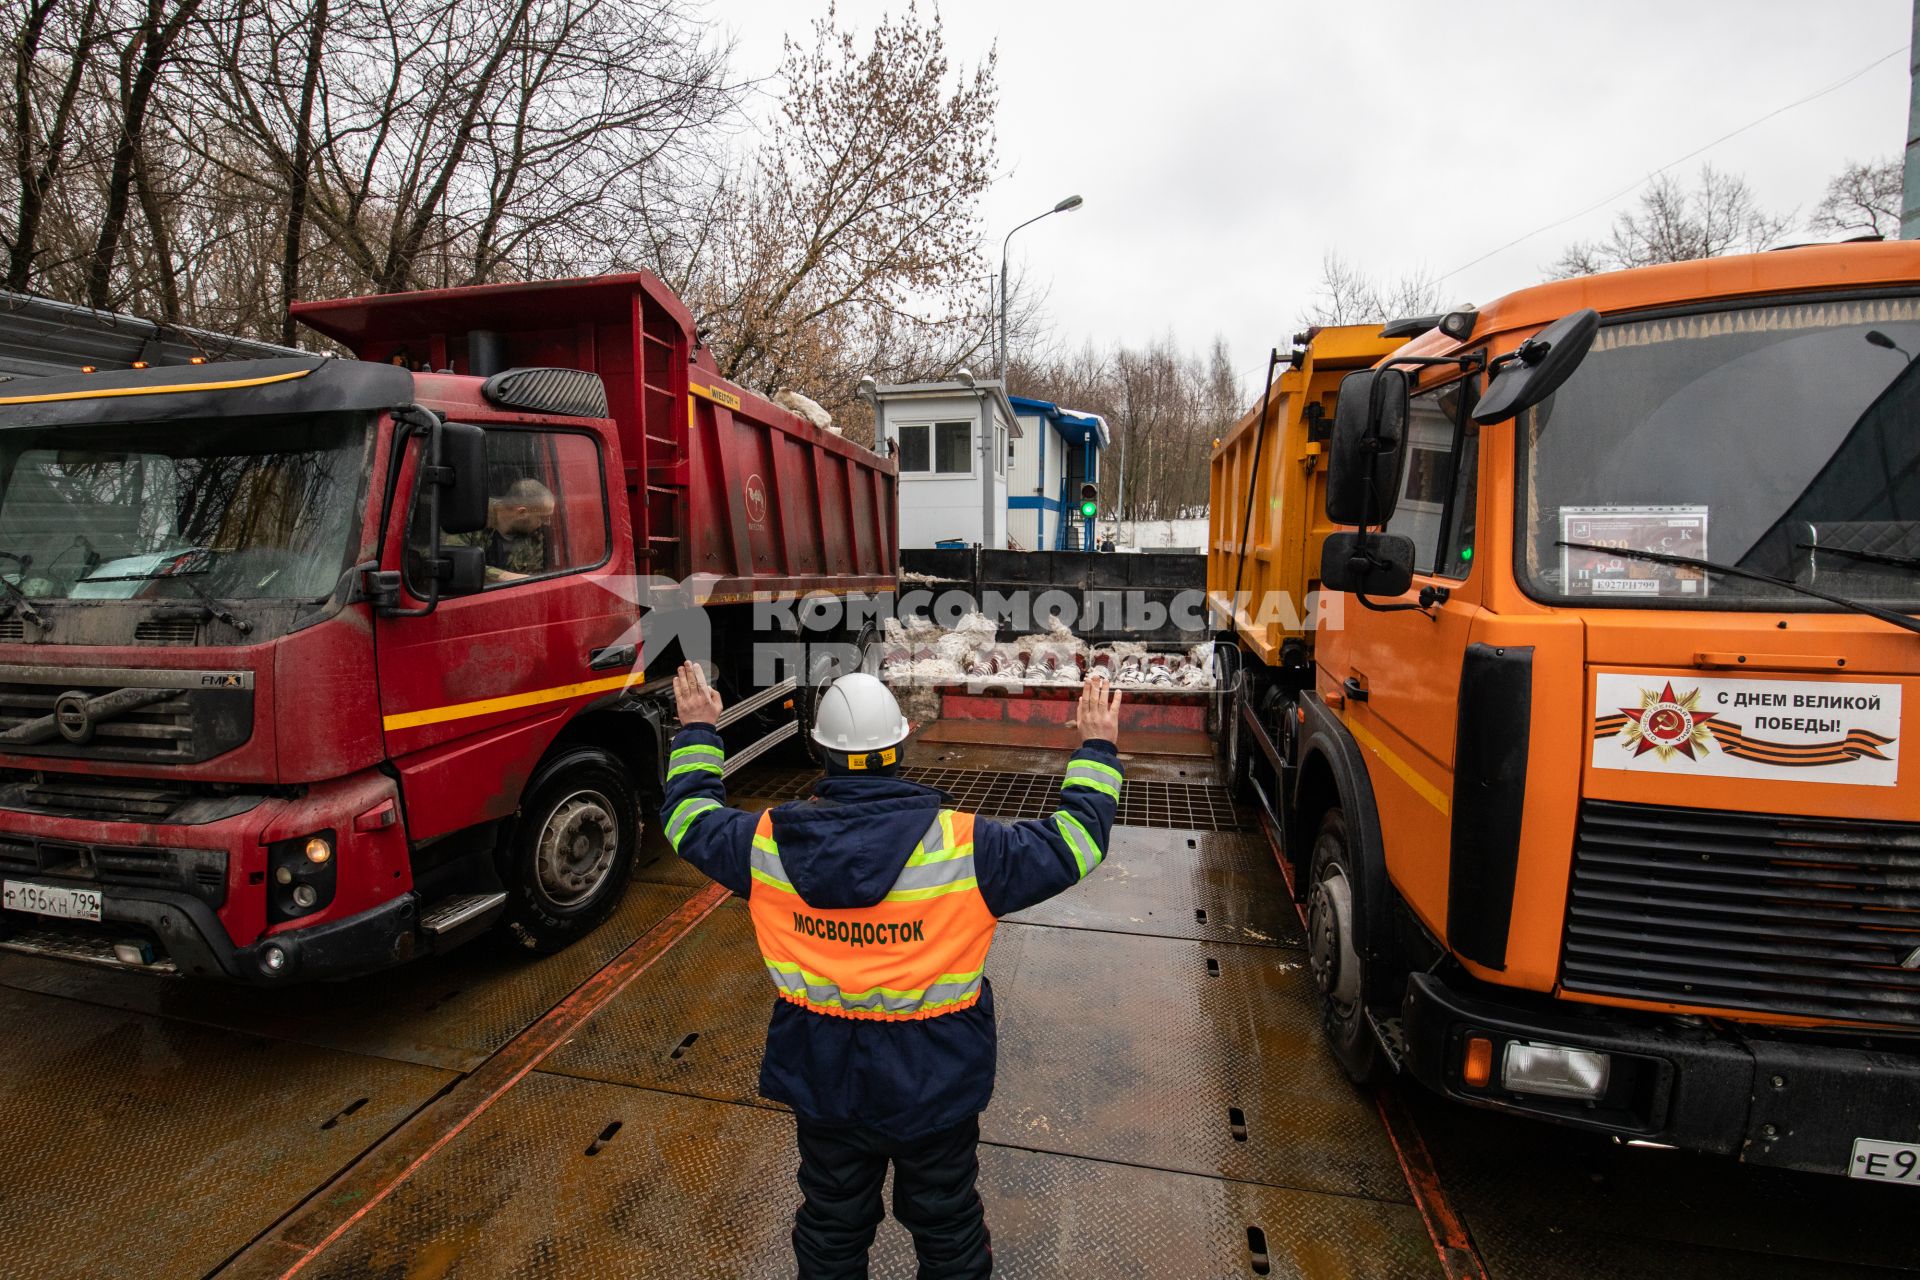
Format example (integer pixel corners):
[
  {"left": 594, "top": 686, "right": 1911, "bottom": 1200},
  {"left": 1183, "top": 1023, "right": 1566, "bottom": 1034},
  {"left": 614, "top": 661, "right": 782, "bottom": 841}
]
[{"left": 1329, "top": 378, "right": 1483, "bottom": 933}]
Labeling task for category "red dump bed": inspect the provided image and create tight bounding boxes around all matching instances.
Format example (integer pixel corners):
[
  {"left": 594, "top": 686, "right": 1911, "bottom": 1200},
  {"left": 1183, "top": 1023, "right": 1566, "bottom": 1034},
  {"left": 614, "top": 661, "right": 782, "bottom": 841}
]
[{"left": 293, "top": 273, "right": 897, "bottom": 603}]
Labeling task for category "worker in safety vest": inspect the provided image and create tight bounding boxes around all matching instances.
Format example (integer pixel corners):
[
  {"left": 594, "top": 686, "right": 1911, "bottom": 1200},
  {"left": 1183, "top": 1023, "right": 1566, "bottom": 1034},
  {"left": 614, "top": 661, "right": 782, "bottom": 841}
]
[{"left": 663, "top": 662, "right": 1124, "bottom": 1280}]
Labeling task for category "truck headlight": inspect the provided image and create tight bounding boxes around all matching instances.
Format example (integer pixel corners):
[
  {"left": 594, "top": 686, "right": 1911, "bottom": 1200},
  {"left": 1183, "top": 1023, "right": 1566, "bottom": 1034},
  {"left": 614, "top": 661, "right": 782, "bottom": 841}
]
[
  {"left": 1501, "top": 1041, "right": 1611, "bottom": 1101},
  {"left": 266, "top": 829, "right": 338, "bottom": 923}
]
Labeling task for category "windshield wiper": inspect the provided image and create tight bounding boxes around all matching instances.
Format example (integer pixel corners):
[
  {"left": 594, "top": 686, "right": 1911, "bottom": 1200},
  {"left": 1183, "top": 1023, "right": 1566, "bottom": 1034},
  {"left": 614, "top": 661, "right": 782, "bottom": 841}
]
[
  {"left": 1797, "top": 542, "right": 1920, "bottom": 573},
  {"left": 0, "top": 576, "right": 45, "bottom": 629},
  {"left": 1556, "top": 541, "right": 1920, "bottom": 638},
  {"left": 173, "top": 574, "right": 253, "bottom": 634},
  {"left": 86, "top": 567, "right": 253, "bottom": 635}
]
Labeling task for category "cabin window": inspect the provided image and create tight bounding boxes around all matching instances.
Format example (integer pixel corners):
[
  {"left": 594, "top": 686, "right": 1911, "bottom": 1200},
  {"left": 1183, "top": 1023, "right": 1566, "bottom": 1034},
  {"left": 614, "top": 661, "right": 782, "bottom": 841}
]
[
  {"left": 896, "top": 420, "right": 974, "bottom": 475},
  {"left": 1382, "top": 381, "right": 1478, "bottom": 579},
  {"left": 407, "top": 427, "right": 609, "bottom": 594}
]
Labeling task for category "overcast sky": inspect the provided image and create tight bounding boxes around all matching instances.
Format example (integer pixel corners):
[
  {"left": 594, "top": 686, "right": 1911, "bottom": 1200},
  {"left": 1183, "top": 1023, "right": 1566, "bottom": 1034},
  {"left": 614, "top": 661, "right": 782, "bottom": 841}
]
[{"left": 719, "top": 1, "right": 1913, "bottom": 394}]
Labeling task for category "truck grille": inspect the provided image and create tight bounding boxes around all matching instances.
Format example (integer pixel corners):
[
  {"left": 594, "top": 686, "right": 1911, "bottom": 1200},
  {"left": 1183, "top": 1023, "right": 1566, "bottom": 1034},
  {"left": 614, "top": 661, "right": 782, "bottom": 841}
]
[
  {"left": 1562, "top": 800, "right": 1920, "bottom": 1028},
  {"left": 0, "top": 663, "right": 252, "bottom": 764},
  {"left": 0, "top": 836, "right": 227, "bottom": 907}
]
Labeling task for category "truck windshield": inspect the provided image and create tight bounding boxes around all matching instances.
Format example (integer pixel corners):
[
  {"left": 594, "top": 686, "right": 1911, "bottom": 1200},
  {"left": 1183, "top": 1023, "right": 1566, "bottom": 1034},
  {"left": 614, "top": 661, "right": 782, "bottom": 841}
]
[
  {"left": 0, "top": 412, "right": 369, "bottom": 603},
  {"left": 1518, "top": 295, "right": 1920, "bottom": 612}
]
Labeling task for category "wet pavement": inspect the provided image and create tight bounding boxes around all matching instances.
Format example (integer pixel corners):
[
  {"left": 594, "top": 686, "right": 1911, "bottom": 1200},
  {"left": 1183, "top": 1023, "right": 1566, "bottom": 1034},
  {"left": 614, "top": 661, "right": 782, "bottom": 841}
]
[{"left": 0, "top": 752, "right": 1913, "bottom": 1278}]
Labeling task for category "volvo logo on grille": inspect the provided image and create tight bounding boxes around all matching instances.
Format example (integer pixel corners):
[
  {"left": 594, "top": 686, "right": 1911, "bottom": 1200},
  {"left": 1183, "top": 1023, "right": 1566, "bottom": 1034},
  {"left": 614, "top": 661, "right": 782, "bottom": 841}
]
[
  {"left": 53, "top": 690, "right": 95, "bottom": 744},
  {"left": 1903, "top": 946, "right": 1920, "bottom": 971}
]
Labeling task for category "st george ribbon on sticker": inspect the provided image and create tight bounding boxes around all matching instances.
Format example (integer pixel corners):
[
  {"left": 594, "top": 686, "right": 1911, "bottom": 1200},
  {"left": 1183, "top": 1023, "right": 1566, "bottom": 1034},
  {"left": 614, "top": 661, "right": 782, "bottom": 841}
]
[{"left": 1591, "top": 673, "right": 1901, "bottom": 788}]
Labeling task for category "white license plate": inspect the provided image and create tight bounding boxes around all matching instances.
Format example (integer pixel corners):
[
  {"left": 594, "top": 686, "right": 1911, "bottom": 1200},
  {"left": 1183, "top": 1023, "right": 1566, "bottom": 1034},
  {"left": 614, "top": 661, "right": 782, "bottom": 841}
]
[
  {"left": 2, "top": 879, "right": 102, "bottom": 922},
  {"left": 1850, "top": 1138, "right": 1920, "bottom": 1185}
]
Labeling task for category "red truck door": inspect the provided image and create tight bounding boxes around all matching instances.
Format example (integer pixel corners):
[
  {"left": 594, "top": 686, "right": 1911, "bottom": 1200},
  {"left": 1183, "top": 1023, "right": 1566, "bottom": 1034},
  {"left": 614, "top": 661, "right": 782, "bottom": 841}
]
[{"left": 376, "top": 420, "right": 639, "bottom": 843}]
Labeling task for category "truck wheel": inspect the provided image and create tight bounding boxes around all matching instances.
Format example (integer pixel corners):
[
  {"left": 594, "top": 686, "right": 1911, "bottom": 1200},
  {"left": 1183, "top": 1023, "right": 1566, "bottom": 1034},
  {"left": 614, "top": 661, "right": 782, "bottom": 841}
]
[
  {"left": 1306, "top": 808, "right": 1381, "bottom": 1084},
  {"left": 501, "top": 748, "right": 639, "bottom": 954}
]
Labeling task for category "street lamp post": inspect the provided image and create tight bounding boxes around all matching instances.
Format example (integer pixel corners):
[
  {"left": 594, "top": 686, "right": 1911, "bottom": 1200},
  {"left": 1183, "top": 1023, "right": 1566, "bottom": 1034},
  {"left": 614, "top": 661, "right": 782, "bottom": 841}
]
[{"left": 998, "top": 194, "right": 1083, "bottom": 381}]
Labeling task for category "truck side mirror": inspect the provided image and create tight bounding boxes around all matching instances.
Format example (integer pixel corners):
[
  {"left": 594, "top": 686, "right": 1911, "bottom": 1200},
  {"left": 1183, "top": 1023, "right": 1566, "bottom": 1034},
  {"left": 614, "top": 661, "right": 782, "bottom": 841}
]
[
  {"left": 1325, "top": 368, "right": 1410, "bottom": 526},
  {"left": 1471, "top": 308, "right": 1599, "bottom": 425},
  {"left": 439, "top": 545, "right": 487, "bottom": 596},
  {"left": 1320, "top": 530, "right": 1415, "bottom": 596},
  {"left": 438, "top": 422, "right": 489, "bottom": 534}
]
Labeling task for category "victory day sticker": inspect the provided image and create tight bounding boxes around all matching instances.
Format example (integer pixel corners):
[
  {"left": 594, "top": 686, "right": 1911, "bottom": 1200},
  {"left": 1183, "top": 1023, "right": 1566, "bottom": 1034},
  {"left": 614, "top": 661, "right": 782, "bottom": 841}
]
[{"left": 1591, "top": 673, "right": 1900, "bottom": 787}]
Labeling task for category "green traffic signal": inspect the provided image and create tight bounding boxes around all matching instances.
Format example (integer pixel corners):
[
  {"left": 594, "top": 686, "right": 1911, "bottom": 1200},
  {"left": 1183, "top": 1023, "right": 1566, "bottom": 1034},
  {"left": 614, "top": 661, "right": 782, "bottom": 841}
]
[{"left": 1079, "top": 500, "right": 1097, "bottom": 518}]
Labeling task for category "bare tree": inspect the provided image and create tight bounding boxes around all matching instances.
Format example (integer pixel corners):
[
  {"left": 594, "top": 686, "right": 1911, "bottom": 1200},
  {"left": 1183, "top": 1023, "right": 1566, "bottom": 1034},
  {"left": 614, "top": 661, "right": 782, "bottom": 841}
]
[
  {"left": 1551, "top": 165, "right": 1792, "bottom": 278},
  {"left": 1300, "top": 251, "right": 1443, "bottom": 327},
  {"left": 1809, "top": 155, "right": 1900, "bottom": 241},
  {"left": 4, "top": 0, "right": 109, "bottom": 290},
  {"left": 1011, "top": 332, "right": 1237, "bottom": 523},
  {"left": 84, "top": 0, "right": 202, "bottom": 310},
  {"left": 682, "top": 3, "right": 998, "bottom": 428}
]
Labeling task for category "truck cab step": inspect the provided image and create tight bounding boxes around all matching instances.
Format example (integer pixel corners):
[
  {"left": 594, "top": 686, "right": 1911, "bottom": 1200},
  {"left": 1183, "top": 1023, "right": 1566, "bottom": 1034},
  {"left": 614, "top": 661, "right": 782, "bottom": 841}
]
[{"left": 419, "top": 892, "right": 507, "bottom": 949}]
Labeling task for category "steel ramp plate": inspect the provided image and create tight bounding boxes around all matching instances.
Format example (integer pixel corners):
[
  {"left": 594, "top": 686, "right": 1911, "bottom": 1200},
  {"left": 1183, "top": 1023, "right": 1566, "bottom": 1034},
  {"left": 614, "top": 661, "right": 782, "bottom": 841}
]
[
  {"left": 0, "top": 985, "right": 452, "bottom": 1280},
  {"left": 1408, "top": 1090, "right": 1920, "bottom": 1278},
  {"left": 0, "top": 881, "right": 691, "bottom": 1071},
  {"left": 546, "top": 900, "right": 777, "bottom": 1106},
  {"left": 1003, "top": 825, "right": 1304, "bottom": 947},
  {"left": 548, "top": 900, "right": 1407, "bottom": 1202},
  {"left": 298, "top": 1069, "right": 1437, "bottom": 1280}
]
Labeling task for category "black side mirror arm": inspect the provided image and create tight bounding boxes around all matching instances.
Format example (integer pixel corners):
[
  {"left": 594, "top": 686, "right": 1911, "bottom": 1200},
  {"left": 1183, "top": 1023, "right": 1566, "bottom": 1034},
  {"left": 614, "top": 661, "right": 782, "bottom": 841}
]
[
  {"left": 1377, "top": 349, "right": 1486, "bottom": 375},
  {"left": 379, "top": 406, "right": 447, "bottom": 619}
]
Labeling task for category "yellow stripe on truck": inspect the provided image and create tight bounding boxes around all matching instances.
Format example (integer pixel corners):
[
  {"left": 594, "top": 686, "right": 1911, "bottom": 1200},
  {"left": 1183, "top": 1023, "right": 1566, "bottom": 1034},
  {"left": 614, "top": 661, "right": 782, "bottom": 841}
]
[
  {"left": 383, "top": 673, "right": 636, "bottom": 732},
  {"left": 0, "top": 367, "right": 312, "bottom": 406},
  {"left": 688, "top": 381, "right": 743, "bottom": 410},
  {"left": 1341, "top": 714, "right": 1451, "bottom": 817}
]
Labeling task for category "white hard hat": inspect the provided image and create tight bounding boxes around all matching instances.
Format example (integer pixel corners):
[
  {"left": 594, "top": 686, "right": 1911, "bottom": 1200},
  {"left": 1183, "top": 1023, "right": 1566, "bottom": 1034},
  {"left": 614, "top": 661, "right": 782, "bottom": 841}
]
[{"left": 811, "top": 673, "right": 910, "bottom": 752}]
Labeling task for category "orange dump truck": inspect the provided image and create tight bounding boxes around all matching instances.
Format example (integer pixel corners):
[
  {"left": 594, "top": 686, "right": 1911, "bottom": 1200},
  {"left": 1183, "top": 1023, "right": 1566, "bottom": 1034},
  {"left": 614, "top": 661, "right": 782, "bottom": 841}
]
[{"left": 1209, "top": 243, "right": 1920, "bottom": 1181}]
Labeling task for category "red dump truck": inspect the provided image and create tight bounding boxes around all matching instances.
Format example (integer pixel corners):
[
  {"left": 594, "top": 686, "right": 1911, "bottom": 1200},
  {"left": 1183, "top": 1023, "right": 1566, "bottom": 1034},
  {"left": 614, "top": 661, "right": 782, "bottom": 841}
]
[{"left": 0, "top": 273, "right": 896, "bottom": 982}]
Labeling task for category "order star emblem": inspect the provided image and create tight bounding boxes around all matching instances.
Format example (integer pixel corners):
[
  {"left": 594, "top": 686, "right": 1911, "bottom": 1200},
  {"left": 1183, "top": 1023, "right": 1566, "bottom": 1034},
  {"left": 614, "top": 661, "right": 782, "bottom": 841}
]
[{"left": 1619, "top": 682, "right": 1718, "bottom": 761}]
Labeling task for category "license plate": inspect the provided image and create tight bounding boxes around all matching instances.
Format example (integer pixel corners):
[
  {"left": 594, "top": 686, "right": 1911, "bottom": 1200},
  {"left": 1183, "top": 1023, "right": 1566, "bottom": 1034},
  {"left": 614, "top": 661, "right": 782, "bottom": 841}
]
[
  {"left": 2, "top": 879, "right": 102, "bottom": 922},
  {"left": 1850, "top": 1138, "right": 1920, "bottom": 1185}
]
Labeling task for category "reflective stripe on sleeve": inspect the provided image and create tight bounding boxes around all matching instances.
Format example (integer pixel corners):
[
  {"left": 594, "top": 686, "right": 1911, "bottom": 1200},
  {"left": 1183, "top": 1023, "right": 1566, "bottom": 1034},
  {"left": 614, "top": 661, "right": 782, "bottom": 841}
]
[
  {"left": 668, "top": 759, "right": 724, "bottom": 779},
  {"left": 671, "top": 743, "right": 725, "bottom": 764},
  {"left": 1052, "top": 810, "right": 1103, "bottom": 877},
  {"left": 665, "top": 798, "right": 720, "bottom": 850},
  {"left": 1063, "top": 761, "right": 1121, "bottom": 799}
]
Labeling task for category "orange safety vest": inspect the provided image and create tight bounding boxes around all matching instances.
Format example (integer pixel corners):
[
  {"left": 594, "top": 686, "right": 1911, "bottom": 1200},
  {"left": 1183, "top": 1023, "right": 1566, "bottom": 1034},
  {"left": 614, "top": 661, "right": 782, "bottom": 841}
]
[{"left": 746, "top": 809, "right": 995, "bottom": 1020}]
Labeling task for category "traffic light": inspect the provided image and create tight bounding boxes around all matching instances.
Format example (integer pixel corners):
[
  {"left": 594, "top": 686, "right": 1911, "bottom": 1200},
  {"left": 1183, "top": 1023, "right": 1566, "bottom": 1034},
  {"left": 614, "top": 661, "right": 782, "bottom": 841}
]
[{"left": 1078, "top": 482, "right": 1098, "bottom": 519}]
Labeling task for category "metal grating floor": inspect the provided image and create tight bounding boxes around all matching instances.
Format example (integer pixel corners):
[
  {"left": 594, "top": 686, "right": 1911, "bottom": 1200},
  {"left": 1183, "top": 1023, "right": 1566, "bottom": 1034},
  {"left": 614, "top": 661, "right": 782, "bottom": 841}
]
[
  {"left": 727, "top": 765, "right": 1248, "bottom": 832},
  {"left": 296, "top": 1069, "right": 1437, "bottom": 1280}
]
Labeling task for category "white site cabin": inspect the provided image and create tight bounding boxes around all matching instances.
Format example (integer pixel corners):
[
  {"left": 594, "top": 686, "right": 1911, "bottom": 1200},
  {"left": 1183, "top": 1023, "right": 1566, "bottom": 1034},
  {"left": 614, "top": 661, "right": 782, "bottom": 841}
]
[{"left": 870, "top": 378, "right": 1023, "bottom": 550}]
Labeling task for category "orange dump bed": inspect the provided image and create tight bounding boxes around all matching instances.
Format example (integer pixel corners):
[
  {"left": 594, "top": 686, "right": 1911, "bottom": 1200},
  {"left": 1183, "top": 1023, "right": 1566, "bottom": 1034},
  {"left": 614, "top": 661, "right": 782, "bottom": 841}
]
[{"left": 1206, "top": 325, "right": 1401, "bottom": 664}]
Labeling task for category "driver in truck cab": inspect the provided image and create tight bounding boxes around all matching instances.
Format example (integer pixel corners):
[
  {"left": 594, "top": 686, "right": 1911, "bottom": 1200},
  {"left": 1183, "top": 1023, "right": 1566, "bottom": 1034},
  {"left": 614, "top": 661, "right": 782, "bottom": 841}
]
[
  {"left": 663, "top": 664, "right": 1125, "bottom": 1280},
  {"left": 447, "top": 477, "right": 554, "bottom": 581}
]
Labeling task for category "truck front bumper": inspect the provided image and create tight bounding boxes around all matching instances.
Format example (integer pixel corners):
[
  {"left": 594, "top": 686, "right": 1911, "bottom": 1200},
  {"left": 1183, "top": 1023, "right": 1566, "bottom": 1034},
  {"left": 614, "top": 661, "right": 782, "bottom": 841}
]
[
  {"left": 1, "top": 884, "right": 420, "bottom": 985},
  {"left": 1402, "top": 971, "right": 1920, "bottom": 1177}
]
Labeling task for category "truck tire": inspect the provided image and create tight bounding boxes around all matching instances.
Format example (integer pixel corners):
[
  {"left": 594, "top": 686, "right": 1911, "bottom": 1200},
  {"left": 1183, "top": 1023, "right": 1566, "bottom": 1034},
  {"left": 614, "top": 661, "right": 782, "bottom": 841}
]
[
  {"left": 1306, "top": 808, "right": 1381, "bottom": 1084},
  {"left": 501, "top": 747, "right": 640, "bottom": 954}
]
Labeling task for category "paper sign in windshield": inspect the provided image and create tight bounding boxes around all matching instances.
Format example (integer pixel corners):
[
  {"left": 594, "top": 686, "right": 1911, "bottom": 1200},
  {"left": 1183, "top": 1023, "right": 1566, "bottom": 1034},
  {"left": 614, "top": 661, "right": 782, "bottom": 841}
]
[
  {"left": 1591, "top": 673, "right": 1900, "bottom": 787},
  {"left": 1560, "top": 506, "right": 1709, "bottom": 597}
]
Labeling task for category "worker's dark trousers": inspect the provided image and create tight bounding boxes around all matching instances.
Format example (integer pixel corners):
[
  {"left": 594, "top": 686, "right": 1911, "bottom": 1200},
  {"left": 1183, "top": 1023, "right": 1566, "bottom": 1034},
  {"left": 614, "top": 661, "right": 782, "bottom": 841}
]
[{"left": 791, "top": 1114, "right": 991, "bottom": 1280}]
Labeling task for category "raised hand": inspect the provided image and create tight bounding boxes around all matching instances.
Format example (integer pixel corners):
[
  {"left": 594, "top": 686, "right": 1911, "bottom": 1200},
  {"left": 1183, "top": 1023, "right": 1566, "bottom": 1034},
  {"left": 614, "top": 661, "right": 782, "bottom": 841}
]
[
  {"left": 1076, "top": 673, "right": 1122, "bottom": 745},
  {"left": 673, "top": 660, "right": 724, "bottom": 727}
]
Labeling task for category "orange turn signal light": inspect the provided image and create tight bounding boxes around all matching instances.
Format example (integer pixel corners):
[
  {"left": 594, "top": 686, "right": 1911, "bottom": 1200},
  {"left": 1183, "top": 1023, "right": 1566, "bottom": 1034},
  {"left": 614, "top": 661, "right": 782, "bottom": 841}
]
[
  {"left": 131, "top": 360, "right": 148, "bottom": 369},
  {"left": 80, "top": 365, "right": 96, "bottom": 373},
  {"left": 189, "top": 356, "right": 206, "bottom": 364},
  {"left": 1463, "top": 1035, "right": 1493, "bottom": 1088}
]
